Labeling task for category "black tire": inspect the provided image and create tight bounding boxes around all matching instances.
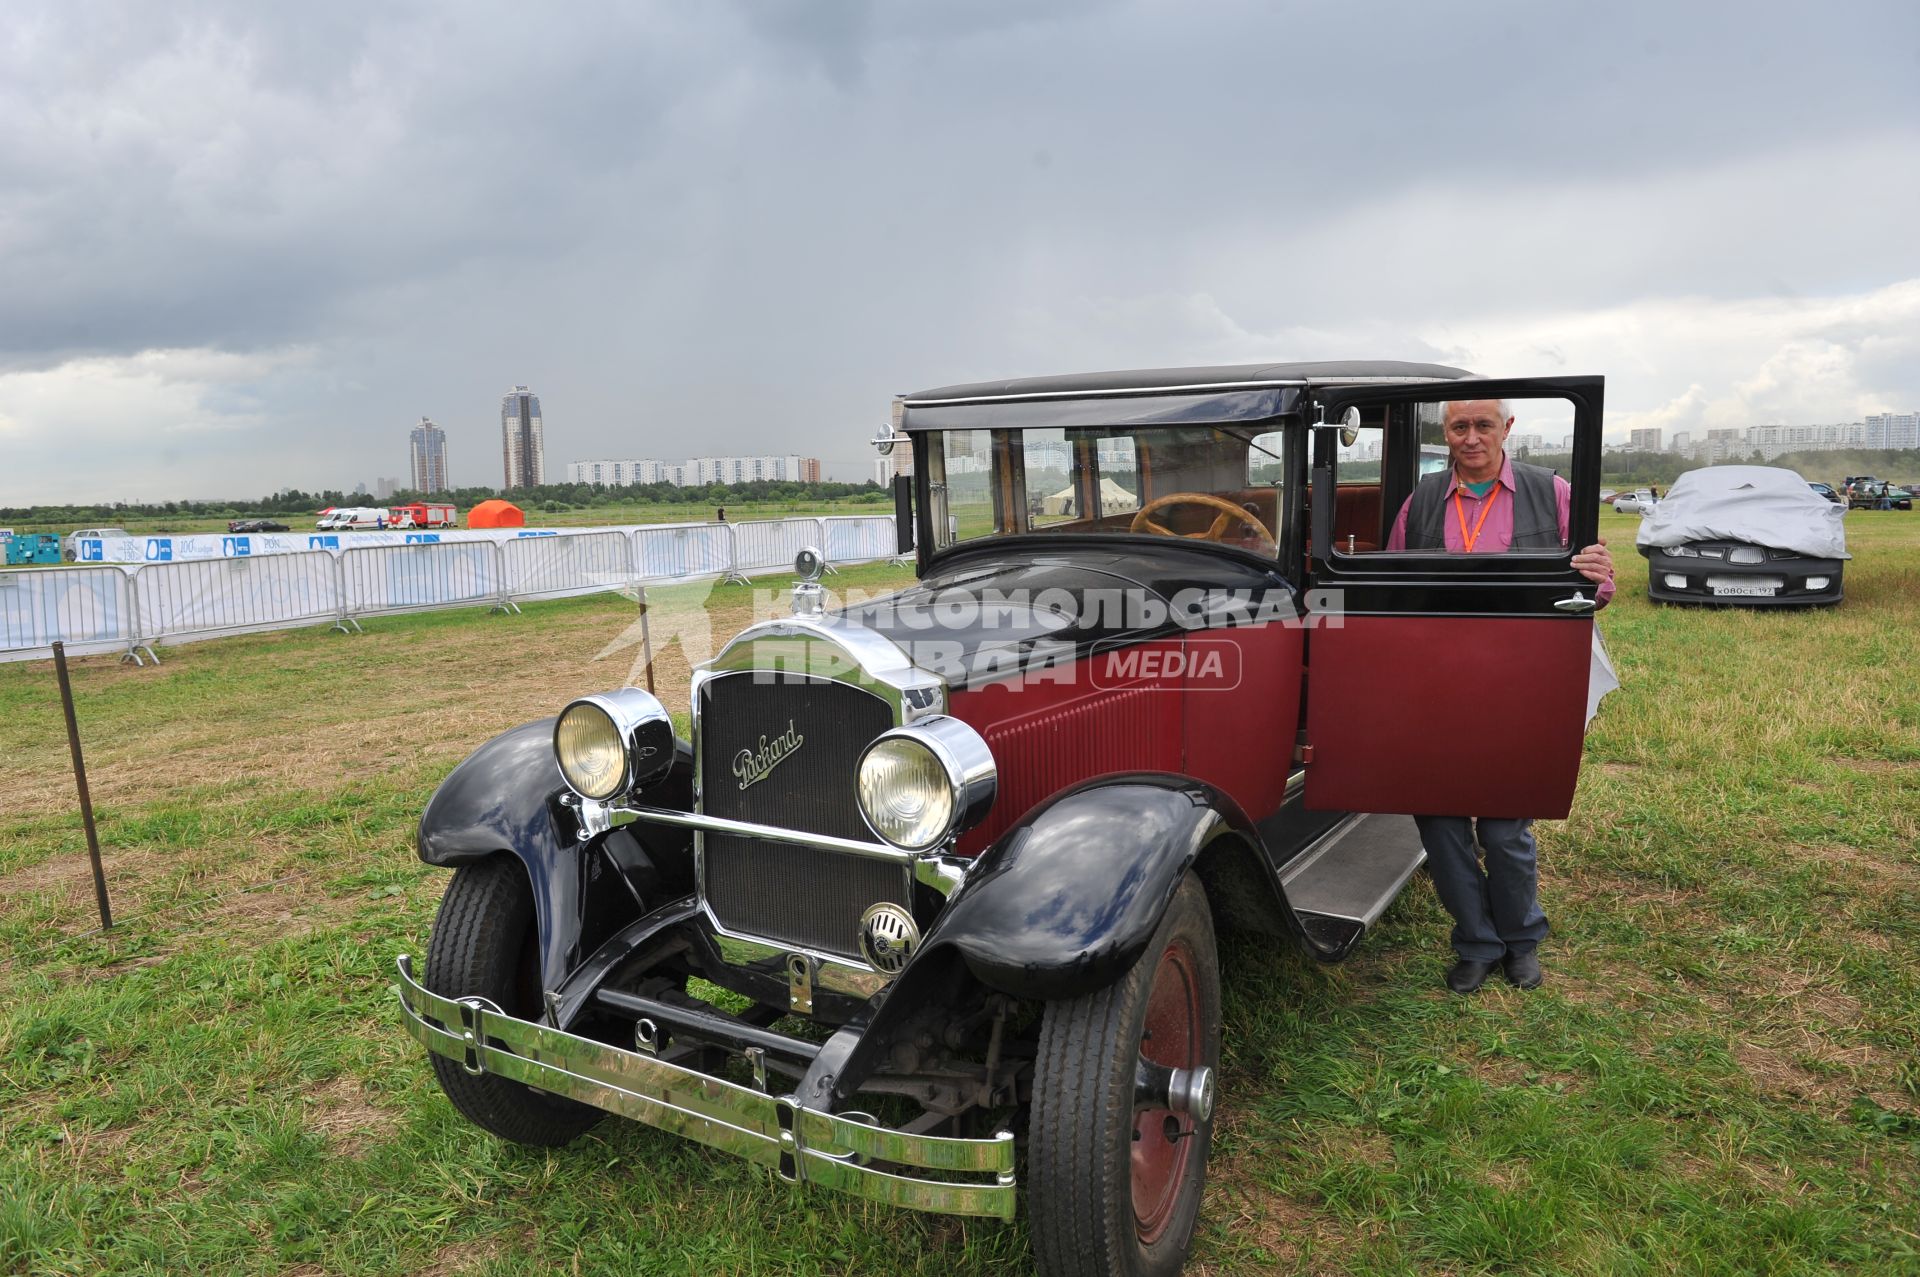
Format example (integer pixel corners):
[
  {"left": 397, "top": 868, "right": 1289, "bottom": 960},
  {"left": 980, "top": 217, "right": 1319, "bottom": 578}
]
[
  {"left": 424, "top": 855, "right": 602, "bottom": 1146},
  {"left": 1029, "top": 875, "right": 1221, "bottom": 1277}
]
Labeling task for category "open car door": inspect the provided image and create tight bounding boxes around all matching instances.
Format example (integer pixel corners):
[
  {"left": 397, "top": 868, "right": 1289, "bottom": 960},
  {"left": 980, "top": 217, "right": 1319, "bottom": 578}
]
[{"left": 1301, "top": 376, "right": 1603, "bottom": 819}]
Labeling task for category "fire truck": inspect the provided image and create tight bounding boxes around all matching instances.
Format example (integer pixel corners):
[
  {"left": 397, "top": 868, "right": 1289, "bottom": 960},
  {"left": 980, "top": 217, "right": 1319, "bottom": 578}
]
[{"left": 388, "top": 503, "right": 459, "bottom": 529}]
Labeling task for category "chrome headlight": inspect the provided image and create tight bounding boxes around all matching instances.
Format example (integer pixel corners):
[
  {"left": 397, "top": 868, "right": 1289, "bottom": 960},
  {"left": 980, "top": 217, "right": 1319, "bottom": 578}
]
[
  {"left": 856, "top": 716, "right": 996, "bottom": 851},
  {"left": 554, "top": 688, "right": 675, "bottom": 802},
  {"left": 1664, "top": 545, "right": 1699, "bottom": 557}
]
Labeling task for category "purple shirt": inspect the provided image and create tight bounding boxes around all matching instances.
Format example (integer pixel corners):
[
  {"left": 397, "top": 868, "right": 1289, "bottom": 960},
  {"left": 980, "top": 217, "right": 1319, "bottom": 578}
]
[{"left": 1385, "top": 455, "right": 1614, "bottom": 606}]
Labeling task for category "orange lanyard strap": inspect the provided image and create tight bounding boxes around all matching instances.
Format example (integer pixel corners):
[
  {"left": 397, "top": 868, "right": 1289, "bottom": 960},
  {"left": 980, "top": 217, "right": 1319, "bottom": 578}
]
[{"left": 1452, "top": 482, "right": 1503, "bottom": 552}]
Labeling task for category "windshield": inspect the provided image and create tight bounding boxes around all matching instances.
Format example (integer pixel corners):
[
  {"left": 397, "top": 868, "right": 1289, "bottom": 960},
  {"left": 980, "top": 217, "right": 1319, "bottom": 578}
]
[{"left": 923, "top": 424, "right": 1287, "bottom": 556}]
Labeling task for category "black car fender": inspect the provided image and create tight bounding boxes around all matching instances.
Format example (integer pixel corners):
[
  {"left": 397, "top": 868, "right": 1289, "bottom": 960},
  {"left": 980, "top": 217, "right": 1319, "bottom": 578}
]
[
  {"left": 922, "top": 772, "right": 1271, "bottom": 1001},
  {"left": 416, "top": 717, "right": 696, "bottom": 987},
  {"left": 828, "top": 773, "right": 1284, "bottom": 1100}
]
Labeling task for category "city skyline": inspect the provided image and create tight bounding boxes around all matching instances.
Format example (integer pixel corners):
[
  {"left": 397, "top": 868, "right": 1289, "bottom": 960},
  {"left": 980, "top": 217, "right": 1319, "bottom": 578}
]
[{"left": 2, "top": 5, "right": 1917, "bottom": 506}]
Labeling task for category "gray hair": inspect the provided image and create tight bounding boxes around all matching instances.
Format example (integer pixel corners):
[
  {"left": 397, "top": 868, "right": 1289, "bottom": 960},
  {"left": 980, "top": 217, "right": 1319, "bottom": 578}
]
[{"left": 1443, "top": 398, "right": 1514, "bottom": 423}]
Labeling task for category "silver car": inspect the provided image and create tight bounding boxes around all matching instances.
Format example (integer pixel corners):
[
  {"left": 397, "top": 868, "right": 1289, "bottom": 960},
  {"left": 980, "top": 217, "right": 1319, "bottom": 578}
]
[{"left": 1612, "top": 488, "right": 1658, "bottom": 514}]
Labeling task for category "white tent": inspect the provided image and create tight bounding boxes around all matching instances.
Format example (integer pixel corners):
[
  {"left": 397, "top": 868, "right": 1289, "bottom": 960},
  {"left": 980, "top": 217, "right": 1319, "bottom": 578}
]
[{"left": 1042, "top": 477, "right": 1138, "bottom": 516}]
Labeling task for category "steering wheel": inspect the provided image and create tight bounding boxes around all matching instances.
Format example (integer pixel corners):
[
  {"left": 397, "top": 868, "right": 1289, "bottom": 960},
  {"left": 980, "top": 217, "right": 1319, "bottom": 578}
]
[{"left": 1130, "top": 492, "right": 1275, "bottom": 549}]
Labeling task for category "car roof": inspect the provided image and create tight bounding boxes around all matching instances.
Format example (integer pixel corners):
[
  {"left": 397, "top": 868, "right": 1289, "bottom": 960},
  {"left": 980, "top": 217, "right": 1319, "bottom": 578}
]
[
  {"left": 898, "top": 359, "right": 1475, "bottom": 431},
  {"left": 902, "top": 359, "right": 1474, "bottom": 404}
]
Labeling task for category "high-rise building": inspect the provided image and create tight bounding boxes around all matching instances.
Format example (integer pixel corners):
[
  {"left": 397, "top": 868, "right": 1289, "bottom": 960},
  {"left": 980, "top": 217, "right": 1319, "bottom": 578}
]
[
  {"left": 567, "top": 453, "right": 821, "bottom": 487},
  {"left": 375, "top": 476, "right": 399, "bottom": 500},
  {"left": 501, "top": 386, "right": 545, "bottom": 489},
  {"left": 410, "top": 417, "right": 450, "bottom": 493},
  {"left": 1629, "top": 428, "right": 1662, "bottom": 452},
  {"left": 1866, "top": 412, "right": 1920, "bottom": 449}
]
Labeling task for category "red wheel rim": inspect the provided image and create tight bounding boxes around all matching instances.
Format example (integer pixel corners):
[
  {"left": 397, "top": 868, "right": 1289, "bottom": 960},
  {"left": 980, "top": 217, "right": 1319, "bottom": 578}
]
[{"left": 1131, "top": 939, "right": 1201, "bottom": 1243}]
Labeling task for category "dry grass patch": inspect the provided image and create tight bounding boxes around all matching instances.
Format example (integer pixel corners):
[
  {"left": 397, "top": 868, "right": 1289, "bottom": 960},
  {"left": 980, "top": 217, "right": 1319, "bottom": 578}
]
[
  {"left": 412, "top": 1228, "right": 528, "bottom": 1277},
  {"left": 1731, "top": 1040, "right": 1834, "bottom": 1102},
  {"left": 302, "top": 1075, "right": 387, "bottom": 1157},
  {"left": 1202, "top": 1162, "right": 1355, "bottom": 1276},
  {"left": 0, "top": 589, "right": 776, "bottom": 828}
]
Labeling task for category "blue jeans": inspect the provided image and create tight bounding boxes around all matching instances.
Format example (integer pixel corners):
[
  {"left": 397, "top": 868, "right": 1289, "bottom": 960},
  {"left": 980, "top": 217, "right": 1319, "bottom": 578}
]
[{"left": 1413, "top": 816, "right": 1549, "bottom": 962}]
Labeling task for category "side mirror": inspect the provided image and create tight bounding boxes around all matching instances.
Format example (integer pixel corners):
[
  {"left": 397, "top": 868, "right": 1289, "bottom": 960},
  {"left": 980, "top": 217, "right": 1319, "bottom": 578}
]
[{"left": 1339, "top": 406, "right": 1362, "bottom": 450}]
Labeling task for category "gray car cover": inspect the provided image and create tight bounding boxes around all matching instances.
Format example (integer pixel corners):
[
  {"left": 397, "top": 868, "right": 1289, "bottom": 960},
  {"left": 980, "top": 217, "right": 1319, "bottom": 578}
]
[{"left": 1635, "top": 465, "right": 1850, "bottom": 560}]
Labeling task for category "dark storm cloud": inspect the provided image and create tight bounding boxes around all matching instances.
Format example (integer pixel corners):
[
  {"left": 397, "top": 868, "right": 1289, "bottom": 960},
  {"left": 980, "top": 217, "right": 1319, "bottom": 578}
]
[{"left": 2, "top": 0, "right": 1917, "bottom": 502}]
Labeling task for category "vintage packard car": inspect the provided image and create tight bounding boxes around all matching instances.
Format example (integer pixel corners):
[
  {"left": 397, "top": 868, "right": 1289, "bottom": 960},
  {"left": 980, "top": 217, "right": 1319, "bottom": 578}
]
[{"left": 395, "top": 361, "right": 1605, "bottom": 1277}]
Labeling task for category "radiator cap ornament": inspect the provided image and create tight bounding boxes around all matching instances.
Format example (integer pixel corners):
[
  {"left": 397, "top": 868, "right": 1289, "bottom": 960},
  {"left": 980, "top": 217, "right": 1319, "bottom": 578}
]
[{"left": 859, "top": 902, "right": 920, "bottom": 974}]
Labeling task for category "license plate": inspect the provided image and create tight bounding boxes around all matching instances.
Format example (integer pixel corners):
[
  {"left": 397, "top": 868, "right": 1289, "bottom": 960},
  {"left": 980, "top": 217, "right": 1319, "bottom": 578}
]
[{"left": 1707, "top": 577, "right": 1780, "bottom": 597}]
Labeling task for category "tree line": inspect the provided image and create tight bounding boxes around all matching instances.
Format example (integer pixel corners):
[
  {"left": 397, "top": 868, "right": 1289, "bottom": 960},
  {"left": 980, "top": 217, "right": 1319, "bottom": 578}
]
[
  {"left": 1, "top": 478, "right": 891, "bottom": 524},
  {"left": 1517, "top": 447, "right": 1920, "bottom": 488}
]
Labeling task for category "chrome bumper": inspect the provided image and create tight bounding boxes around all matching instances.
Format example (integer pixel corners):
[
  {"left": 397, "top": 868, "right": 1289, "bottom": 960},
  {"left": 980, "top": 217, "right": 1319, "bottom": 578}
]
[{"left": 393, "top": 956, "right": 1017, "bottom": 1219}]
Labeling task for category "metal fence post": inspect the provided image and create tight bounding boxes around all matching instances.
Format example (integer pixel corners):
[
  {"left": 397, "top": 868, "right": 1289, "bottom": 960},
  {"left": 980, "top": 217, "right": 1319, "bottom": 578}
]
[
  {"left": 330, "top": 546, "right": 362, "bottom": 633},
  {"left": 721, "top": 522, "right": 748, "bottom": 586},
  {"left": 120, "top": 563, "right": 159, "bottom": 666},
  {"left": 490, "top": 539, "right": 521, "bottom": 614}
]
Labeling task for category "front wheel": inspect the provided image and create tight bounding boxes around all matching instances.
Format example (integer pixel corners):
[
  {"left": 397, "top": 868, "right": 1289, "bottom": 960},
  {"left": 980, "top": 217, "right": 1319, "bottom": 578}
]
[
  {"left": 423, "top": 855, "right": 602, "bottom": 1147},
  {"left": 1029, "top": 875, "right": 1221, "bottom": 1277}
]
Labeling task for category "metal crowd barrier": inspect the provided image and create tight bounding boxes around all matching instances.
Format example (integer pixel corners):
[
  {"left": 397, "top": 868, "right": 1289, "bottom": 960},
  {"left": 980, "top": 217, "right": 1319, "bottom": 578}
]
[
  {"left": 728, "top": 519, "right": 823, "bottom": 580},
  {"left": 0, "top": 566, "right": 140, "bottom": 661},
  {"left": 632, "top": 523, "right": 735, "bottom": 581},
  {"left": 132, "top": 551, "right": 346, "bottom": 647},
  {"left": 339, "top": 541, "right": 510, "bottom": 620},
  {"left": 0, "top": 515, "right": 899, "bottom": 663},
  {"left": 501, "top": 530, "right": 634, "bottom": 603},
  {"left": 820, "top": 516, "right": 897, "bottom": 566}
]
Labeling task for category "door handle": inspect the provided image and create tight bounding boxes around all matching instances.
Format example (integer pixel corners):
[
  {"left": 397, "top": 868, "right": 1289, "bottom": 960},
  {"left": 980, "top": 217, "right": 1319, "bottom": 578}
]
[{"left": 1553, "top": 592, "right": 1596, "bottom": 614}]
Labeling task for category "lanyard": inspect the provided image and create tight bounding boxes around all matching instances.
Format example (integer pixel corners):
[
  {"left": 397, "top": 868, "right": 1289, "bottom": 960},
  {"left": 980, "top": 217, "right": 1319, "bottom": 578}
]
[{"left": 1452, "top": 482, "right": 1503, "bottom": 552}]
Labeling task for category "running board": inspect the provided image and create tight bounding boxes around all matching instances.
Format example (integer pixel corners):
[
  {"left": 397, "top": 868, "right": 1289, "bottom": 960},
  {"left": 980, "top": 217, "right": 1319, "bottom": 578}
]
[{"left": 1280, "top": 813, "right": 1426, "bottom": 933}]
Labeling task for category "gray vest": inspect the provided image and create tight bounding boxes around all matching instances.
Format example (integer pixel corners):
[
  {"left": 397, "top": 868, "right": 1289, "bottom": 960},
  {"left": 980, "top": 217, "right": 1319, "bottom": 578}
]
[{"left": 1404, "top": 459, "right": 1562, "bottom": 551}]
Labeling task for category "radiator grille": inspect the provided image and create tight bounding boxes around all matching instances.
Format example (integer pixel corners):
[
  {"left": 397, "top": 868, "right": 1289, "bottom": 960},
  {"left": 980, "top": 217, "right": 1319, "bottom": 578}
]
[{"left": 698, "top": 673, "right": 905, "bottom": 960}]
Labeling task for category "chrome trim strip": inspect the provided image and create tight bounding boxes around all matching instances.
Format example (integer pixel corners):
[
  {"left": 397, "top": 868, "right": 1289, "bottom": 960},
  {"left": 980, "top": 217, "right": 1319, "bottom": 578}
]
[
  {"left": 903, "top": 379, "right": 1308, "bottom": 405},
  {"left": 711, "top": 933, "right": 892, "bottom": 1000},
  {"left": 631, "top": 806, "right": 916, "bottom": 864},
  {"left": 901, "top": 374, "right": 1457, "bottom": 408},
  {"left": 396, "top": 956, "right": 1016, "bottom": 1218}
]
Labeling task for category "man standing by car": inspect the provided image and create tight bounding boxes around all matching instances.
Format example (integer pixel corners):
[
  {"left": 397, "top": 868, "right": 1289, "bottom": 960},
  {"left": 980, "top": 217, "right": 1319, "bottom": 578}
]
[{"left": 1385, "top": 399, "right": 1614, "bottom": 994}]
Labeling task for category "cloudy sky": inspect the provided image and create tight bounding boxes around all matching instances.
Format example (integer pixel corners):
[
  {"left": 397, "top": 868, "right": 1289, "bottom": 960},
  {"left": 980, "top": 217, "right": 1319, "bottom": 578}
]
[{"left": 3, "top": 0, "right": 1917, "bottom": 503}]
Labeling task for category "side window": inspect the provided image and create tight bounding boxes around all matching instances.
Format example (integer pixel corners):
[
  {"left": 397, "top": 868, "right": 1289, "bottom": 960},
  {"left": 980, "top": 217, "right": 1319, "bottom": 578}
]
[
  {"left": 1023, "top": 428, "right": 1074, "bottom": 527},
  {"left": 1246, "top": 431, "right": 1285, "bottom": 486},
  {"left": 1094, "top": 435, "right": 1142, "bottom": 516},
  {"left": 1331, "top": 395, "right": 1576, "bottom": 557},
  {"left": 931, "top": 429, "right": 999, "bottom": 546}
]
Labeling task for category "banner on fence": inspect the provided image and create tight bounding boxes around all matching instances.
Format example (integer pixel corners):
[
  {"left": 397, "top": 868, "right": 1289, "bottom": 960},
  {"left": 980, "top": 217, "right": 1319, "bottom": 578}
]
[
  {"left": 3, "top": 515, "right": 900, "bottom": 659},
  {"left": 133, "top": 552, "right": 344, "bottom": 643},
  {"left": 340, "top": 541, "right": 507, "bottom": 616},
  {"left": 0, "top": 566, "right": 138, "bottom": 660},
  {"left": 632, "top": 524, "right": 735, "bottom": 581}
]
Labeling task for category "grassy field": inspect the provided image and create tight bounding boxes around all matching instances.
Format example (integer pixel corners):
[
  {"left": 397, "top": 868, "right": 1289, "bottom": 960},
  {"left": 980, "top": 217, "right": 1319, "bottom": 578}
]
[{"left": 1, "top": 515, "right": 1916, "bottom": 1275}]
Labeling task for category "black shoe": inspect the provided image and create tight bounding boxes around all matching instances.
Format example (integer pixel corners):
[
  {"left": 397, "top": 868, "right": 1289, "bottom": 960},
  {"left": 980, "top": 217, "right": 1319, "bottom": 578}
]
[
  {"left": 1445, "top": 958, "right": 1499, "bottom": 994},
  {"left": 1502, "top": 950, "right": 1543, "bottom": 989}
]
